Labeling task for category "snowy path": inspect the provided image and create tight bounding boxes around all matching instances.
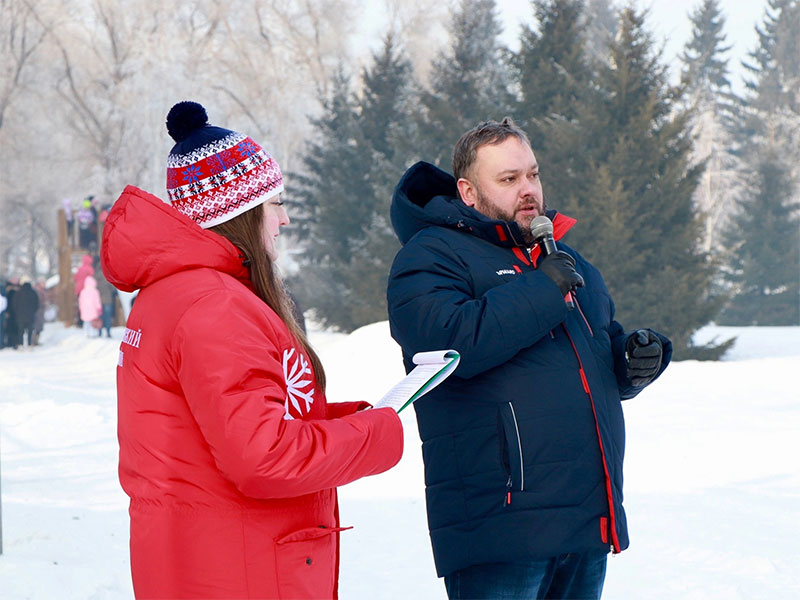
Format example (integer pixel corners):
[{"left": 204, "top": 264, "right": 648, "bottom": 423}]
[{"left": 0, "top": 323, "right": 798, "bottom": 598}]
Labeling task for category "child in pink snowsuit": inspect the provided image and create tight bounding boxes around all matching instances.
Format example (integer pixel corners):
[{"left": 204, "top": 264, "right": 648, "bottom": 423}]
[{"left": 79, "top": 275, "right": 102, "bottom": 337}]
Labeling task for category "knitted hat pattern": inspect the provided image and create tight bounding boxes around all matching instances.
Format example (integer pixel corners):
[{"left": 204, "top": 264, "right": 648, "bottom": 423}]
[{"left": 165, "top": 101, "right": 283, "bottom": 229}]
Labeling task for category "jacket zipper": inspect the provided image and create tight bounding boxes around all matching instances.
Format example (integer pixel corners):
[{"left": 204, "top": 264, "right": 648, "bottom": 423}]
[
  {"left": 508, "top": 402, "right": 524, "bottom": 491},
  {"left": 503, "top": 401, "right": 525, "bottom": 507},
  {"left": 562, "top": 324, "right": 621, "bottom": 554},
  {"left": 573, "top": 295, "right": 594, "bottom": 337}
]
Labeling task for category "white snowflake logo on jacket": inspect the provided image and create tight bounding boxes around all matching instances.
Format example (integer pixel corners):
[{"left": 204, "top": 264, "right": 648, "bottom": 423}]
[{"left": 282, "top": 348, "right": 314, "bottom": 419}]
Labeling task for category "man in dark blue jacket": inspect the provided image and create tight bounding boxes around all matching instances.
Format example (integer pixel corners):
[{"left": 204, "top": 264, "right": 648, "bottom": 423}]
[{"left": 387, "top": 119, "right": 672, "bottom": 599}]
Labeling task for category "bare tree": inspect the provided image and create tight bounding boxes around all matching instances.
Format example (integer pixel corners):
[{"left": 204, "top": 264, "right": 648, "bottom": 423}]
[
  {"left": 257, "top": 0, "right": 358, "bottom": 100},
  {"left": 48, "top": 0, "right": 159, "bottom": 199},
  {"left": 582, "top": 0, "right": 617, "bottom": 63},
  {"left": 382, "top": 0, "right": 447, "bottom": 84},
  {"left": 689, "top": 105, "right": 744, "bottom": 253},
  {"left": 1, "top": 194, "right": 57, "bottom": 279},
  {"left": 679, "top": 0, "right": 744, "bottom": 254},
  {"left": 0, "top": 0, "right": 56, "bottom": 277},
  {"left": 0, "top": 0, "right": 50, "bottom": 131},
  {"left": 0, "top": 0, "right": 445, "bottom": 281},
  {"left": 199, "top": 0, "right": 360, "bottom": 172}
]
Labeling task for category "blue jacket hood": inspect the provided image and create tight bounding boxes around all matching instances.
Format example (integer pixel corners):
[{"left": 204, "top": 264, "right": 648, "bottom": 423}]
[{"left": 391, "top": 161, "right": 531, "bottom": 247}]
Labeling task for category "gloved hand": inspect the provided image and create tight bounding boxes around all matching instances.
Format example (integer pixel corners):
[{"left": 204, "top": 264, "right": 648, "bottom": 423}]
[
  {"left": 538, "top": 251, "right": 585, "bottom": 297},
  {"left": 625, "top": 330, "right": 663, "bottom": 387}
]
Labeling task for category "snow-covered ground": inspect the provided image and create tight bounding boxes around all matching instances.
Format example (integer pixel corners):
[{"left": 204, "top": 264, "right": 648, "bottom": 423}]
[{"left": 0, "top": 322, "right": 798, "bottom": 599}]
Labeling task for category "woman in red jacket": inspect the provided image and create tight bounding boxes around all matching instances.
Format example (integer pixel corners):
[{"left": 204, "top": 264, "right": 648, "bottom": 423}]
[{"left": 101, "top": 101, "right": 404, "bottom": 599}]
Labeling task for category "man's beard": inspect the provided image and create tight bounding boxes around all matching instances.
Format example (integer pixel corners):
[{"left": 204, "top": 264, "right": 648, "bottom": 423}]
[{"left": 474, "top": 188, "right": 545, "bottom": 245}]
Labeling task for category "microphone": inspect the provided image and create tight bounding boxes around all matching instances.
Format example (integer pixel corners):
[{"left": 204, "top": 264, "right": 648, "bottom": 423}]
[{"left": 530, "top": 215, "right": 574, "bottom": 310}]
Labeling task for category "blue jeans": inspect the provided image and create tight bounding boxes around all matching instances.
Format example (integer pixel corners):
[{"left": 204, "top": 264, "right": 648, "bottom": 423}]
[{"left": 444, "top": 550, "right": 608, "bottom": 599}]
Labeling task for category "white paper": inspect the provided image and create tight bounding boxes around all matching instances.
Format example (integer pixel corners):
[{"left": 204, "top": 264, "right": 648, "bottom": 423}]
[{"left": 373, "top": 350, "right": 460, "bottom": 412}]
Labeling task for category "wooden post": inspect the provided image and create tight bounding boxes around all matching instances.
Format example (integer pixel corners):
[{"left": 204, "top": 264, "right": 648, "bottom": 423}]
[{"left": 57, "top": 209, "right": 74, "bottom": 324}]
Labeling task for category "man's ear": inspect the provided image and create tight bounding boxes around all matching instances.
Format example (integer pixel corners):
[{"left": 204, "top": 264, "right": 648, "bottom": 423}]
[{"left": 456, "top": 178, "right": 477, "bottom": 207}]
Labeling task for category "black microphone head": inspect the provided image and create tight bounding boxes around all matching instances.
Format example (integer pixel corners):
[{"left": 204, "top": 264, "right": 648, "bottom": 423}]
[{"left": 530, "top": 215, "right": 553, "bottom": 241}]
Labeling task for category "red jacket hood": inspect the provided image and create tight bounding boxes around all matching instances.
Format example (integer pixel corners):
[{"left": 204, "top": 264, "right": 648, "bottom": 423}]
[{"left": 101, "top": 185, "right": 250, "bottom": 292}]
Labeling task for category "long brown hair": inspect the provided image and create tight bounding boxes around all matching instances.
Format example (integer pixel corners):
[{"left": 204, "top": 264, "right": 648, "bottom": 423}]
[{"left": 209, "top": 202, "right": 326, "bottom": 393}]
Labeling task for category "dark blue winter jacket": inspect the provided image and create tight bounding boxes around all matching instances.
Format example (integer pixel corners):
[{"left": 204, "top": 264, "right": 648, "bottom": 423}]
[{"left": 387, "top": 162, "right": 672, "bottom": 577}]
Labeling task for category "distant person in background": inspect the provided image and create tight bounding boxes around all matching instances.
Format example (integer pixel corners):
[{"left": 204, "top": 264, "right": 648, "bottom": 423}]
[
  {"left": 73, "top": 254, "right": 94, "bottom": 326},
  {"left": 32, "top": 279, "right": 47, "bottom": 346},
  {"left": 11, "top": 279, "right": 39, "bottom": 348},
  {"left": 93, "top": 256, "right": 116, "bottom": 337},
  {"left": 78, "top": 274, "right": 102, "bottom": 337},
  {"left": 89, "top": 196, "right": 100, "bottom": 242},
  {"left": 101, "top": 100, "right": 403, "bottom": 599},
  {"left": 0, "top": 280, "right": 7, "bottom": 349},
  {"left": 76, "top": 196, "right": 97, "bottom": 249},
  {"left": 4, "top": 277, "right": 21, "bottom": 348}
]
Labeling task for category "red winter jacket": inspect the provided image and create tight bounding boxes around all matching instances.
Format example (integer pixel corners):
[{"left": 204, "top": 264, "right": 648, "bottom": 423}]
[{"left": 101, "top": 186, "right": 404, "bottom": 599}]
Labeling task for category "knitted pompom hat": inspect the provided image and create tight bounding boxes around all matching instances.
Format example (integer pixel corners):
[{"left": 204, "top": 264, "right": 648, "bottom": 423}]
[{"left": 165, "top": 101, "right": 283, "bottom": 228}]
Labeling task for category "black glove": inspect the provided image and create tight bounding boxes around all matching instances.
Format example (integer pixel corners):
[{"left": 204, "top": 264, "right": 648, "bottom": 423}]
[
  {"left": 625, "top": 330, "right": 663, "bottom": 387},
  {"left": 538, "top": 251, "right": 585, "bottom": 297}
]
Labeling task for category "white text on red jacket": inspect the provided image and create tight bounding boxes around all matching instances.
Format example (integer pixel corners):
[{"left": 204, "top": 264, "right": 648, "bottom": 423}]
[{"left": 122, "top": 327, "right": 142, "bottom": 348}]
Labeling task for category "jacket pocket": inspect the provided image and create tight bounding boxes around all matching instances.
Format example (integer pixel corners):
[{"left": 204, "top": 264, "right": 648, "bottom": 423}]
[
  {"left": 500, "top": 402, "right": 525, "bottom": 493},
  {"left": 274, "top": 525, "right": 350, "bottom": 599}
]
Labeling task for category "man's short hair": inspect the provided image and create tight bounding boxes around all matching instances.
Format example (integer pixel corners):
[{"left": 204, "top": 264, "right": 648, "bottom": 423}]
[{"left": 452, "top": 118, "right": 531, "bottom": 181}]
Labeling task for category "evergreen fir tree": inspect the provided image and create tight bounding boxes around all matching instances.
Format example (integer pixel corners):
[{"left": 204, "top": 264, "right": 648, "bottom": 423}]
[
  {"left": 565, "top": 7, "right": 732, "bottom": 358},
  {"left": 513, "top": 0, "right": 590, "bottom": 127},
  {"left": 510, "top": 0, "right": 593, "bottom": 215},
  {"left": 720, "top": 0, "right": 800, "bottom": 324},
  {"left": 360, "top": 33, "right": 415, "bottom": 165},
  {"left": 720, "top": 150, "right": 799, "bottom": 324},
  {"left": 358, "top": 33, "right": 418, "bottom": 203},
  {"left": 290, "top": 69, "right": 371, "bottom": 258},
  {"left": 348, "top": 34, "right": 416, "bottom": 330},
  {"left": 289, "top": 37, "right": 416, "bottom": 331},
  {"left": 415, "top": 0, "right": 514, "bottom": 168},
  {"left": 681, "top": 0, "right": 732, "bottom": 98},
  {"left": 742, "top": 0, "right": 800, "bottom": 113},
  {"left": 288, "top": 69, "right": 373, "bottom": 331}
]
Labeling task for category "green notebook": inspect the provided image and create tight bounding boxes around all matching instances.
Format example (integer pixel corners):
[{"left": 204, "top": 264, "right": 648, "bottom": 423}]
[{"left": 374, "top": 350, "right": 461, "bottom": 413}]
